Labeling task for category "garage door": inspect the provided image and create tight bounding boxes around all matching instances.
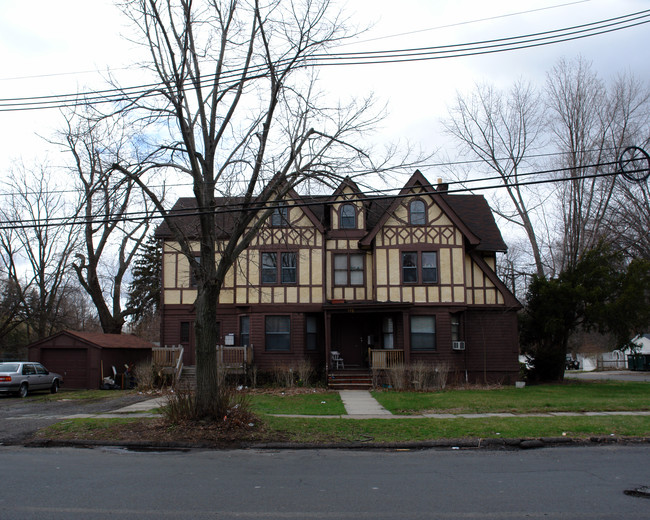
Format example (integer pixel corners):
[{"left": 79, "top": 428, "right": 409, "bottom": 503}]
[{"left": 41, "top": 349, "right": 88, "bottom": 389}]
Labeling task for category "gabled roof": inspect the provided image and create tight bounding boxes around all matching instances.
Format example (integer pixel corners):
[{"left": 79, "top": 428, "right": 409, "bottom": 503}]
[
  {"left": 28, "top": 330, "right": 154, "bottom": 350},
  {"left": 155, "top": 189, "right": 325, "bottom": 240},
  {"left": 360, "top": 170, "right": 481, "bottom": 248},
  {"left": 330, "top": 177, "right": 363, "bottom": 201},
  {"left": 156, "top": 171, "right": 508, "bottom": 253}
]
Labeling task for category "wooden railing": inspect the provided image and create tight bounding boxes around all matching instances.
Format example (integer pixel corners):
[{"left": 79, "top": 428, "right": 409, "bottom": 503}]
[
  {"left": 152, "top": 345, "right": 184, "bottom": 367},
  {"left": 216, "top": 345, "right": 254, "bottom": 368},
  {"left": 368, "top": 348, "right": 405, "bottom": 369}
]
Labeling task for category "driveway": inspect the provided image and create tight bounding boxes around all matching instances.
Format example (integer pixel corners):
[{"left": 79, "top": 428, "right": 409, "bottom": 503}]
[
  {"left": 565, "top": 370, "right": 650, "bottom": 382},
  {"left": 0, "top": 390, "right": 151, "bottom": 444}
]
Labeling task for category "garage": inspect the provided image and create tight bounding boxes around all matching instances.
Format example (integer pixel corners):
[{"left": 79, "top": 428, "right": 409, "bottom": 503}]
[
  {"left": 41, "top": 349, "right": 87, "bottom": 388},
  {"left": 27, "top": 331, "right": 153, "bottom": 389}
]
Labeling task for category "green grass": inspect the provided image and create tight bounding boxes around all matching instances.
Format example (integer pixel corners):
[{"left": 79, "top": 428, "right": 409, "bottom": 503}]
[
  {"left": 262, "top": 415, "right": 650, "bottom": 443},
  {"left": 371, "top": 381, "right": 650, "bottom": 415},
  {"left": 249, "top": 392, "right": 346, "bottom": 415}
]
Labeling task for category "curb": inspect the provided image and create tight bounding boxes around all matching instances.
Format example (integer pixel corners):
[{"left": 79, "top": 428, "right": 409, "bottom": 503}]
[{"left": 17, "top": 435, "right": 650, "bottom": 452}]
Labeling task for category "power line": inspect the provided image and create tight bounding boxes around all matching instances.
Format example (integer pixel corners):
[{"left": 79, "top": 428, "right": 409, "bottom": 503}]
[
  {"left": 0, "top": 9, "right": 647, "bottom": 112},
  {"left": 0, "top": 145, "right": 628, "bottom": 200},
  {"left": 0, "top": 158, "right": 633, "bottom": 231}
]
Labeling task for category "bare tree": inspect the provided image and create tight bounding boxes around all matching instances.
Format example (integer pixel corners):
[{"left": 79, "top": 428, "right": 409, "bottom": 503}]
[
  {"left": 61, "top": 113, "right": 157, "bottom": 334},
  {"left": 110, "top": 0, "right": 396, "bottom": 416},
  {"left": 0, "top": 164, "right": 79, "bottom": 341},
  {"left": 544, "top": 58, "right": 647, "bottom": 270},
  {"left": 603, "top": 74, "right": 650, "bottom": 259},
  {"left": 444, "top": 81, "right": 548, "bottom": 277}
]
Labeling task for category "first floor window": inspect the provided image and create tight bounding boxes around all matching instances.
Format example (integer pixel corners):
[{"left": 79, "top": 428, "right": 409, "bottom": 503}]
[
  {"left": 306, "top": 315, "right": 318, "bottom": 351},
  {"left": 411, "top": 316, "right": 436, "bottom": 351},
  {"left": 451, "top": 314, "right": 461, "bottom": 342},
  {"left": 240, "top": 316, "right": 250, "bottom": 346},
  {"left": 382, "top": 317, "right": 394, "bottom": 349},
  {"left": 265, "top": 315, "right": 291, "bottom": 351}
]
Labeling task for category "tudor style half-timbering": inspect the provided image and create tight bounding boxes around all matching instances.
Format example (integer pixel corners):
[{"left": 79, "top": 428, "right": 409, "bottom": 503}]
[{"left": 156, "top": 171, "right": 521, "bottom": 383}]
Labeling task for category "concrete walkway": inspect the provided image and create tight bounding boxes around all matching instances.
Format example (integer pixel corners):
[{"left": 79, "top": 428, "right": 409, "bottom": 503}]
[{"left": 338, "top": 390, "right": 392, "bottom": 416}]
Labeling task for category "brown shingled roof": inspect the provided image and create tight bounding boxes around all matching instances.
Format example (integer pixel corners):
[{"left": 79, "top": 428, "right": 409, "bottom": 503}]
[
  {"left": 66, "top": 331, "right": 154, "bottom": 350},
  {"left": 156, "top": 176, "right": 508, "bottom": 253}
]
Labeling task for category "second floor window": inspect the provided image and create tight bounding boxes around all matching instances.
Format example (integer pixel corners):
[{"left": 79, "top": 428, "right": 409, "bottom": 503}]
[
  {"left": 334, "top": 253, "right": 364, "bottom": 286},
  {"left": 402, "top": 251, "right": 438, "bottom": 284},
  {"left": 262, "top": 252, "right": 296, "bottom": 284},
  {"left": 340, "top": 204, "right": 356, "bottom": 229}
]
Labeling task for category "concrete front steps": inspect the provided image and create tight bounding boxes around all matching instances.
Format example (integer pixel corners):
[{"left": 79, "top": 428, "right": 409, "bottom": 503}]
[{"left": 327, "top": 370, "right": 372, "bottom": 390}]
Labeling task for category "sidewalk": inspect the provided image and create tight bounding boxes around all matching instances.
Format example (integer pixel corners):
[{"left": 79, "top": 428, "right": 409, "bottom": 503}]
[{"left": 95, "top": 391, "right": 650, "bottom": 420}]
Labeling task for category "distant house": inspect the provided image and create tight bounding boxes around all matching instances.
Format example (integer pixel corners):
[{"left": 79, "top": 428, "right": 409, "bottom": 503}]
[
  {"left": 156, "top": 170, "right": 521, "bottom": 384},
  {"left": 631, "top": 334, "right": 650, "bottom": 354},
  {"left": 27, "top": 331, "right": 153, "bottom": 389}
]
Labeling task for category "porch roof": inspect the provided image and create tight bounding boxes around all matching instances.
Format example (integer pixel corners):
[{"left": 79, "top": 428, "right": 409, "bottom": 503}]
[{"left": 323, "top": 301, "right": 412, "bottom": 313}]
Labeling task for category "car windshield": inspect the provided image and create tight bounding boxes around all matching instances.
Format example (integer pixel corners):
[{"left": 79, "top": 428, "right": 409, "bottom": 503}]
[{"left": 0, "top": 363, "right": 20, "bottom": 372}]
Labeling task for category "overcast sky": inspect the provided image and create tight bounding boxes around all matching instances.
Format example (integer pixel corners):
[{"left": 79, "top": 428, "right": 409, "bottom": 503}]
[{"left": 1, "top": 0, "right": 648, "bottom": 190}]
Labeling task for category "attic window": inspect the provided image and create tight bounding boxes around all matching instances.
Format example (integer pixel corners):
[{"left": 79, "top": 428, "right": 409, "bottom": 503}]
[
  {"left": 271, "top": 207, "right": 288, "bottom": 227},
  {"left": 340, "top": 204, "right": 356, "bottom": 229},
  {"left": 409, "top": 200, "right": 426, "bottom": 225}
]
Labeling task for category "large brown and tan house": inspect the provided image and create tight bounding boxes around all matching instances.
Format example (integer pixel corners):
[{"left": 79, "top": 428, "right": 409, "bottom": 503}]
[{"left": 156, "top": 170, "right": 521, "bottom": 383}]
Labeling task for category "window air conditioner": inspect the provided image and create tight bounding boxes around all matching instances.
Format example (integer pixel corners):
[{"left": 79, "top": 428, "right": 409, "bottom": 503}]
[{"left": 452, "top": 341, "right": 466, "bottom": 351}]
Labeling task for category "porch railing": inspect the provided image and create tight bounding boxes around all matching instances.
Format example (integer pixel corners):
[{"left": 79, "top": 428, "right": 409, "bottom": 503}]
[
  {"left": 152, "top": 345, "right": 184, "bottom": 367},
  {"left": 368, "top": 348, "right": 405, "bottom": 369},
  {"left": 152, "top": 345, "right": 184, "bottom": 384},
  {"left": 216, "top": 345, "right": 254, "bottom": 368}
]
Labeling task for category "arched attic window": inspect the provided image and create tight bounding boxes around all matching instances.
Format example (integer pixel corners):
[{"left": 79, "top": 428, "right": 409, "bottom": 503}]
[
  {"left": 340, "top": 203, "right": 356, "bottom": 229},
  {"left": 409, "top": 199, "right": 426, "bottom": 225}
]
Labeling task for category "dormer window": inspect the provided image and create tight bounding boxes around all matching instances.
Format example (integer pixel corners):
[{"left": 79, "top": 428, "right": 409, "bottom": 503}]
[
  {"left": 409, "top": 200, "right": 426, "bottom": 225},
  {"left": 340, "top": 204, "right": 356, "bottom": 229},
  {"left": 271, "top": 206, "right": 288, "bottom": 227}
]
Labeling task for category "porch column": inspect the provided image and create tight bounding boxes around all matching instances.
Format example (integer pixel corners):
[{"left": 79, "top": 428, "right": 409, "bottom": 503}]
[{"left": 402, "top": 310, "right": 411, "bottom": 365}]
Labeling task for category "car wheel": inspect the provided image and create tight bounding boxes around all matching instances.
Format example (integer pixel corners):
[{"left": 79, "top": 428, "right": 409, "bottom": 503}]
[
  {"left": 50, "top": 380, "right": 59, "bottom": 394},
  {"left": 18, "top": 383, "right": 28, "bottom": 398}
]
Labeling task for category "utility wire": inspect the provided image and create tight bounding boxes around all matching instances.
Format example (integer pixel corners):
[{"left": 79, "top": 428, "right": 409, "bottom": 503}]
[
  {"left": 0, "top": 145, "right": 633, "bottom": 199},
  {"left": 0, "top": 159, "right": 637, "bottom": 231},
  {"left": 0, "top": 9, "right": 647, "bottom": 112}
]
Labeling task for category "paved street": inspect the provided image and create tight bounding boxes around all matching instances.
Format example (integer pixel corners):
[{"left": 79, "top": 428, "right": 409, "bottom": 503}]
[
  {"left": 0, "top": 445, "right": 648, "bottom": 519},
  {"left": 0, "top": 392, "right": 151, "bottom": 444}
]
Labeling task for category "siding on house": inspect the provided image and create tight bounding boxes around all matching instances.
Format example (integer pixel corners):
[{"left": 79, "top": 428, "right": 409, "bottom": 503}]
[{"left": 156, "top": 170, "right": 521, "bottom": 383}]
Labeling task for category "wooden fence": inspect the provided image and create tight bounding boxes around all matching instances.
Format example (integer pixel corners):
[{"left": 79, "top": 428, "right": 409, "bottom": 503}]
[{"left": 368, "top": 348, "right": 405, "bottom": 369}]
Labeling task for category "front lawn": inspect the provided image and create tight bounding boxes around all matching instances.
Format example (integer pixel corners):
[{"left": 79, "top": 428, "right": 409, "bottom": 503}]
[
  {"left": 249, "top": 391, "right": 345, "bottom": 415},
  {"left": 371, "top": 381, "right": 650, "bottom": 415}
]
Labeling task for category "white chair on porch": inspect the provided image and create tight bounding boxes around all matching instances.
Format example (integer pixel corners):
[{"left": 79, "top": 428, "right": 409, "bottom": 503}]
[{"left": 330, "top": 350, "right": 344, "bottom": 370}]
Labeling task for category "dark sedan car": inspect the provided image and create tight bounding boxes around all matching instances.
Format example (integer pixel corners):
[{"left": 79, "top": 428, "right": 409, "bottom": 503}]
[{"left": 0, "top": 362, "right": 63, "bottom": 398}]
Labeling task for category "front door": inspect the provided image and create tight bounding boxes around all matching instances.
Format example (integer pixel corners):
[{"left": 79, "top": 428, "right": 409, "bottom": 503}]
[{"left": 332, "top": 314, "right": 376, "bottom": 368}]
